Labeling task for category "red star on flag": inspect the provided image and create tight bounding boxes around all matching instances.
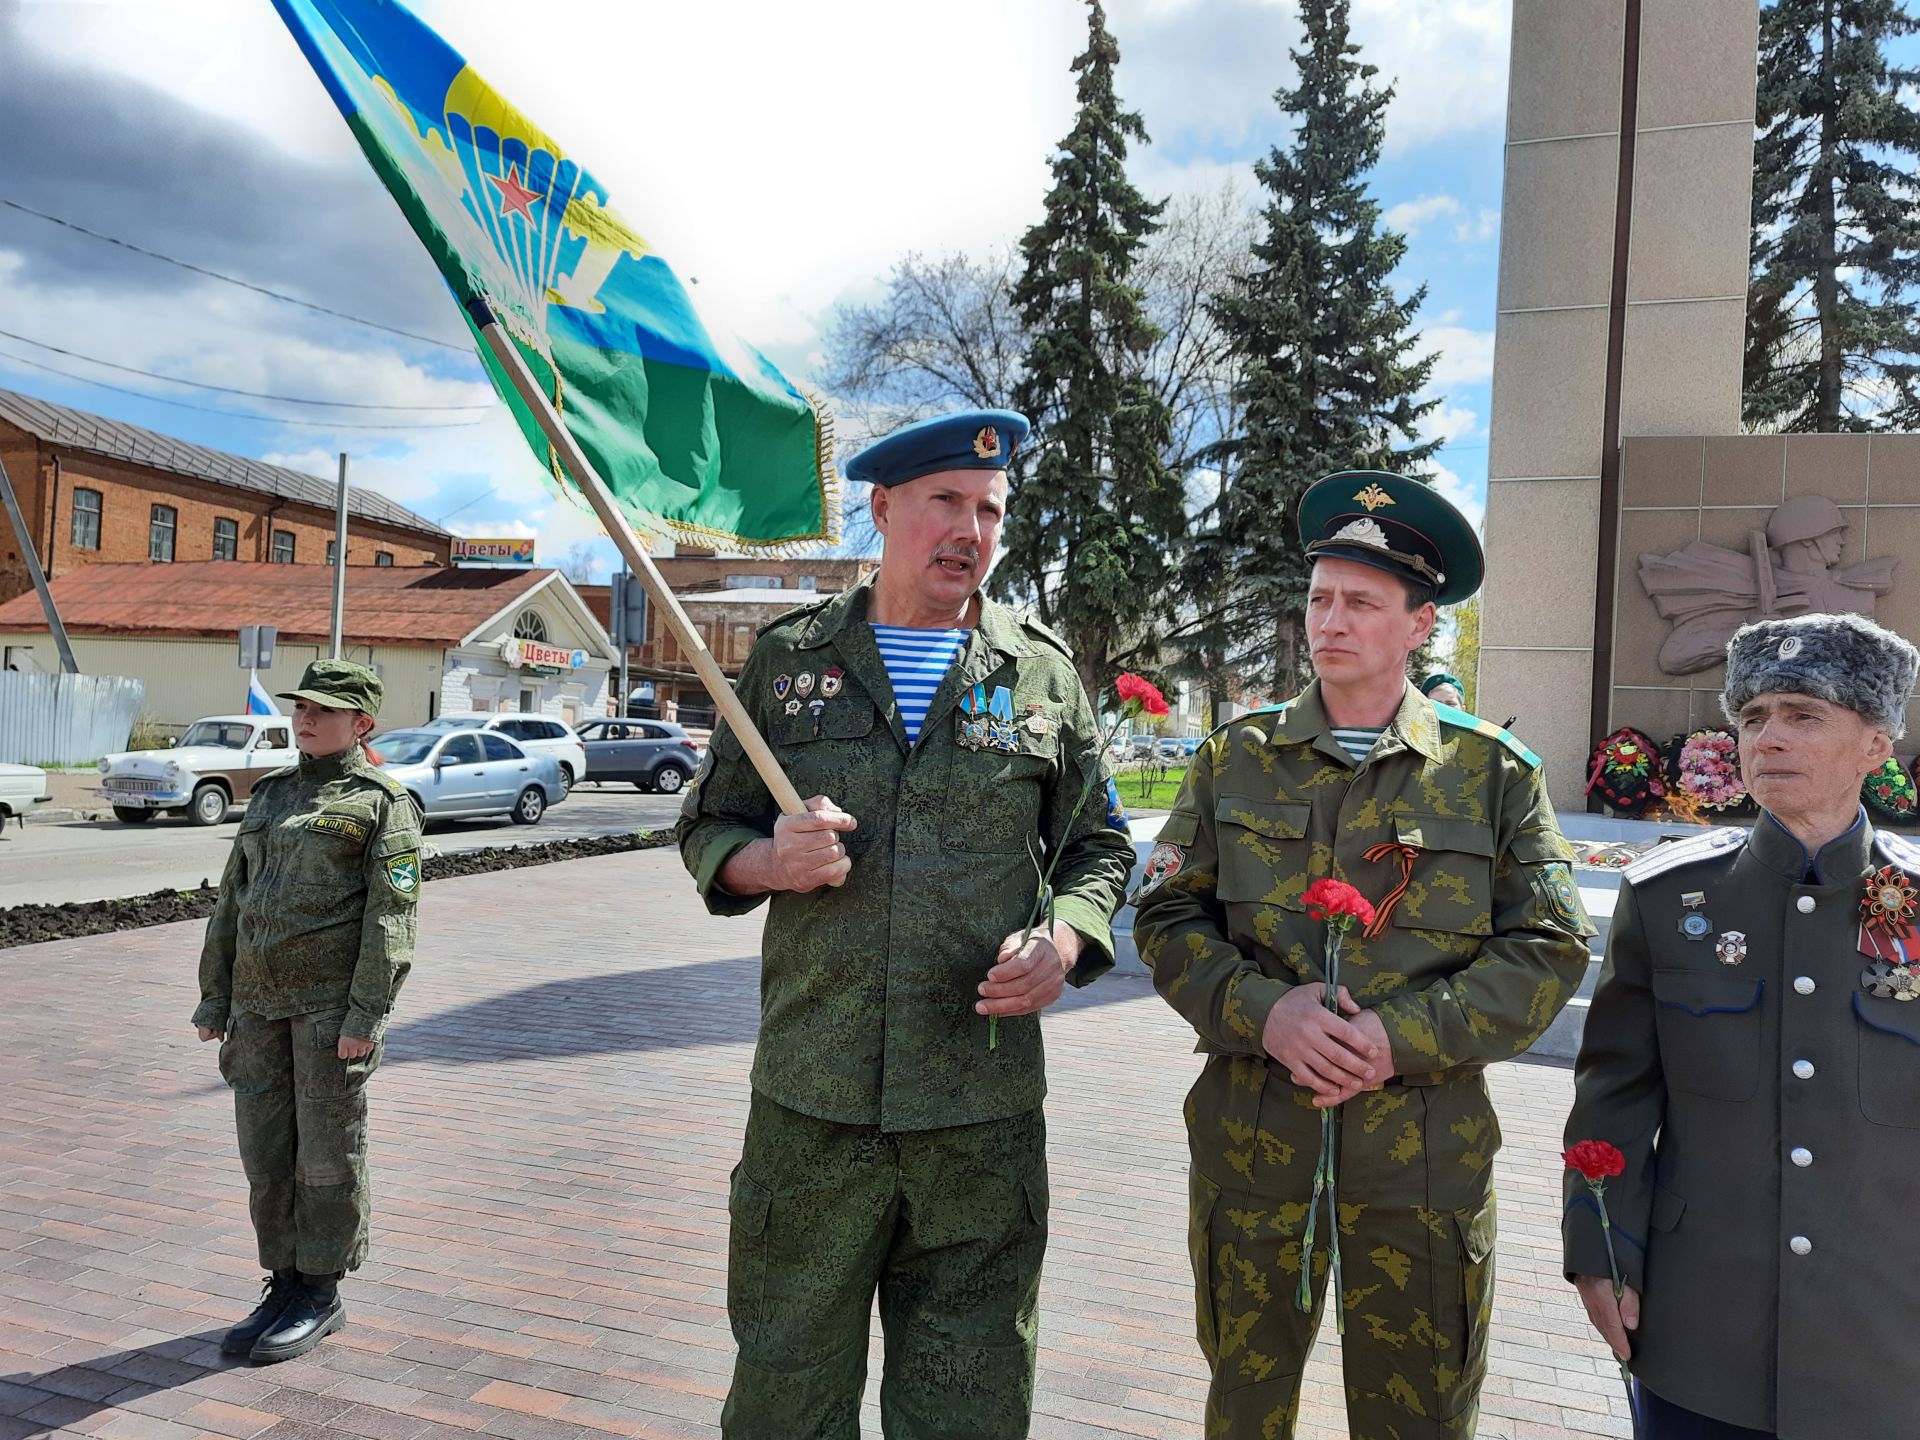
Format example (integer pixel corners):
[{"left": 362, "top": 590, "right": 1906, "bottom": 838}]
[{"left": 488, "top": 163, "right": 542, "bottom": 221}]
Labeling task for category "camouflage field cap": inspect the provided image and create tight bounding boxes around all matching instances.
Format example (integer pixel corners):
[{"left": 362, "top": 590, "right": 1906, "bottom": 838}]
[{"left": 279, "top": 658, "right": 384, "bottom": 716}]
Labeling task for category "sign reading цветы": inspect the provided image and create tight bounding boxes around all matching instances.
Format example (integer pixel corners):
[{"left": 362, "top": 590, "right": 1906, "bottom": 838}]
[
  {"left": 501, "top": 637, "right": 588, "bottom": 671},
  {"left": 452, "top": 537, "right": 536, "bottom": 565}
]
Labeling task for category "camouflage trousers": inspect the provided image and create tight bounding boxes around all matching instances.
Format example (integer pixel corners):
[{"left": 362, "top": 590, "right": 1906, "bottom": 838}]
[
  {"left": 722, "top": 1093, "right": 1049, "bottom": 1440},
  {"left": 219, "top": 1008, "right": 382, "bottom": 1275},
  {"left": 1185, "top": 1055, "right": 1499, "bottom": 1440}
]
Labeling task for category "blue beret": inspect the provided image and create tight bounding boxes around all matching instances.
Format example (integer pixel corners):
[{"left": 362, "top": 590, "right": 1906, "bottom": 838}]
[{"left": 845, "top": 409, "right": 1031, "bottom": 488}]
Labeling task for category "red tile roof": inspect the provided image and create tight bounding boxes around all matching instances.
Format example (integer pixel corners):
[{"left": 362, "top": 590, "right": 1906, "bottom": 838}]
[{"left": 0, "top": 562, "right": 551, "bottom": 647}]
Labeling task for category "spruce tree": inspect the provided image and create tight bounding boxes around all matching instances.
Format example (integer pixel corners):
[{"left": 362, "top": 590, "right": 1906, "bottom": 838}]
[
  {"left": 1191, "top": 0, "right": 1438, "bottom": 695},
  {"left": 1745, "top": 0, "right": 1920, "bottom": 431},
  {"left": 995, "top": 0, "right": 1183, "bottom": 701}
]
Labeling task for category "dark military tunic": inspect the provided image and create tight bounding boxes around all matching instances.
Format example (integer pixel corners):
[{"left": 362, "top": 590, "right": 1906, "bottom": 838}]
[
  {"left": 194, "top": 747, "right": 421, "bottom": 1274},
  {"left": 1133, "top": 681, "right": 1594, "bottom": 1438},
  {"left": 1564, "top": 811, "right": 1920, "bottom": 1439},
  {"left": 677, "top": 577, "right": 1134, "bottom": 1133}
]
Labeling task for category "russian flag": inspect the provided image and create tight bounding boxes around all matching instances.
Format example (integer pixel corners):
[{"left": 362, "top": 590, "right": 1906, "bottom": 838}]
[{"left": 247, "top": 673, "right": 280, "bottom": 716}]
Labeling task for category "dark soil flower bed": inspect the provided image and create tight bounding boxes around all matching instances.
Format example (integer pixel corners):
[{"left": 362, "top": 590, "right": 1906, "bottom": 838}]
[{"left": 0, "top": 831, "right": 674, "bottom": 949}]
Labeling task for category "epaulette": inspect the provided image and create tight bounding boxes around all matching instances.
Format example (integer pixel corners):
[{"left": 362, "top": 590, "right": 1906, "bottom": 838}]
[
  {"left": 1623, "top": 826, "right": 1747, "bottom": 885},
  {"left": 756, "top": 594, "right": 835, "bottom": 637},
  {"left": 1019, "top": 613, "right": 1074, "bottom": 658},
  {"left": 1875, "top": 829, "right": 1920, "bottom": 871},
  {"left": 252, "top": 764, "right": 296, "bottom": 790},
  {"left": 358, "top": 765, "right": 411, "bottom": 801},
  {"left": 1431, "top": 702, "right": 1541, "bottom": 768}
]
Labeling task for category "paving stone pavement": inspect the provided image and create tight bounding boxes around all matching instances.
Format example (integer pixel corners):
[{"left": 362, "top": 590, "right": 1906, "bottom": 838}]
[{"left": 0, "top": 851, "right": 1631, "bottom": 1440}]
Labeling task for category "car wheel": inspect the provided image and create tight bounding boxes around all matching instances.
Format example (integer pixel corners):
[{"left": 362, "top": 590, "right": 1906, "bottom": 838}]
[
  {"left": 652, "top": 763, "right": 688, "bottom": 795},
  {"left": 112, "top": 806, "right": 154, "bottom": 825},
  {"left": 187, "top": 783, "right": 230, "bottom": 827},
  {"left": 512, "top": 786, "right": 546, "bottom": 825},
  {"left": 558, "top": 764, "right": 574, "bottom": 795}
]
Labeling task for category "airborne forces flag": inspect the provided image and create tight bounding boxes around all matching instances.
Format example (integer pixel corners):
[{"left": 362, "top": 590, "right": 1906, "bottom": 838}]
[{"left": 273, "top": 0, "right": 840, "bottom": 552}]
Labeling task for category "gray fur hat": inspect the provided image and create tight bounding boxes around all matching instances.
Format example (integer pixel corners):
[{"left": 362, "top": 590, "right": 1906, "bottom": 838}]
[{"left": 1721, "top": 612, "right": 1920, "bottom": 739}]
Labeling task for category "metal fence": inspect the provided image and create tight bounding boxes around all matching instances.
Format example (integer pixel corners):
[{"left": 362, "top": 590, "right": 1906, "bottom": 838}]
[{"left": 0, "top": 672, "right": 145, "bottom": 766}]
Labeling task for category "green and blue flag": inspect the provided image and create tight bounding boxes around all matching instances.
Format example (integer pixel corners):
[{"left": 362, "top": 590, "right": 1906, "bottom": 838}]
[{"left": 273, "top": 0, "right": 840, "bottom": 551}]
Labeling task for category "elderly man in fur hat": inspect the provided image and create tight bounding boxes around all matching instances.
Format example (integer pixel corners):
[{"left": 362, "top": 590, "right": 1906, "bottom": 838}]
[{"left": 1563, "top": 612, "right": 1920, "bottom": 1440}]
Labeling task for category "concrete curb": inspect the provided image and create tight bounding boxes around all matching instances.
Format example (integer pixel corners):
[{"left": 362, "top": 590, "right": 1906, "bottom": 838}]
[{"left": 23, "top": 806, "right": 112, "bottom": 826}]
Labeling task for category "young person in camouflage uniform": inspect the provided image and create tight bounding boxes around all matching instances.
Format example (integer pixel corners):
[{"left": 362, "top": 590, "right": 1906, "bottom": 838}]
[
  {"left": 678, "top": 409, "right": 1133, "bottom": 1439},
  {"left": 1133, "top": 471, "right": 1594, "bottom": 1438},
  {"left": 193, "top": 658, "right": 421, "bottom": 1364}
]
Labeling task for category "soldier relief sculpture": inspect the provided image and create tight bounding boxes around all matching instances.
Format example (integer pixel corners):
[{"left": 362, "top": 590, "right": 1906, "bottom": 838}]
[{"left": 1637, "top": 496, "right": 1898, "bottom": 674}]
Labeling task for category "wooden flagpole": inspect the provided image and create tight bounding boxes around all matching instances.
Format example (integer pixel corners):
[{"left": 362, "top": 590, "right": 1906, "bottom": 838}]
[{"left": 469, "top": 303, "right": 805, "bottom": 816}]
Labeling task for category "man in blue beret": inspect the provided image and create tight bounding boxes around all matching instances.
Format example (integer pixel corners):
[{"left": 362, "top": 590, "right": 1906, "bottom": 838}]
[{"left": 678, "top": 409, "right": 1133, "bottom": 1438}]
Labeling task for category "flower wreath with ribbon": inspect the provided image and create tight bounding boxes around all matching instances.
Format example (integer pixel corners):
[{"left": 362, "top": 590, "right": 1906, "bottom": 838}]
[
  {"left": 1586, "top": 726, "right": 1664, "bottom": 816},
  {"left": 1861, "top": 757, "right": 1920, "bottom": 822},
  {"left": 1668, "top": 728, "right": 1750, "bottom": 814}
]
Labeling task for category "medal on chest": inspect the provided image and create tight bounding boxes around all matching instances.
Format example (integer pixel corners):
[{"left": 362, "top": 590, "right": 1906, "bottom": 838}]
[
  {"left": 1677, "top": 890, "right": 1713, "bottom": 941},
  {"left": 1859, "top": 864, "right": 1920, "bottom": 999},
  {"left": 958, "top": 682, "right": 1019, "bottom": 753}
]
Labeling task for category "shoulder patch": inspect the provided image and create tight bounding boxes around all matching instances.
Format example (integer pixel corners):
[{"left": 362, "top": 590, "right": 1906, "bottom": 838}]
[
  {"left": 1431, "top": 701, "right": 1541, "bottom": 768},
  {"left": 755, "top": 594, "right": 835, "bottom": 637},
  {"left": 1623, "top": 826, "right": 1747, "bottom": 885},
  {"left": 1018, "top": 613, "right": 1074, "bottom": 658},
  {"left": 1874, "top": 829, "right": 1920, "bottom": 872}
]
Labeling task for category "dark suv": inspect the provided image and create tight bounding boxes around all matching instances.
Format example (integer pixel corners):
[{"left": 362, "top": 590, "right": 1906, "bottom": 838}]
[{"left": 575, "top": 718, "right": 703, "bottom": 794}]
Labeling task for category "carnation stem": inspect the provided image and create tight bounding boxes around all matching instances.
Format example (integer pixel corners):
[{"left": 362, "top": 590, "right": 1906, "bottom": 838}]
[
  {"left": 1591, "top": 1180, "right": 1638, "bottom": 1437},
  {"left": 1002, "top": 708, "right": 1139, "bottom": 1051}
]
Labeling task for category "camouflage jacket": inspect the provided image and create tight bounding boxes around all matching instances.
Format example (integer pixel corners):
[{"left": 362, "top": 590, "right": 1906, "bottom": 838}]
[
  {"left": 1132, "top": 682, "right": 1594, "bottom": 1079},
  {"left": 194, "top": 747, "right": 422, "bottom": 1041},
  {"left": 677, "top": 578, "right": 1134, "bottom": 1133}
]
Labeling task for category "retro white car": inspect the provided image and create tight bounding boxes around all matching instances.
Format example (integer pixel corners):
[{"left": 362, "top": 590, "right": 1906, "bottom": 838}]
[
  {"left": 0, "top": 763, "right": 50, "bottom": 823},
  {"left": 96, "top": 714, "right": 297, "bottom": 826}
]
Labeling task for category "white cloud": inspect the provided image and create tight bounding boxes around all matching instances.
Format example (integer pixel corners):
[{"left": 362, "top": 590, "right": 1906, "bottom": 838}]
[
  {"left": 1454, "top": 207, "right": 1500, "bottom": 243},
  {"left": 1424, "top": 462, "right": 1486, "bottom": 533},
  {"left": 1420, "top": 402, "right": 1482, "bottom": 448},
  {"left": 1419, "top": 326, "right": 1497, "bottom": 387},
  {"left": 1385, "top": 194, "right": 1462, "bottom": 235}
]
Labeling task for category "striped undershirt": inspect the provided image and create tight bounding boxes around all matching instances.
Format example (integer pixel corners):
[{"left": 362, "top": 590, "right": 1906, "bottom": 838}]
[
  {"left": 870, "top": 624, "right": 968, "bottom": 744},
  {"left": 1331, "top": 725, "right": 1386, "bottom": 765}
]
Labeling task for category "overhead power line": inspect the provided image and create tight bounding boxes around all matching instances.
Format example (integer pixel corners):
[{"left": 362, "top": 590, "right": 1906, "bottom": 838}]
[
  {"left": 0, "top": 326, "right": 492, "bottom": 411},
  {"left": 0, "top": 347, "right": 486, "bottom": 432},
  {"left": 0, "top": 196, "right": 472, "bottom": 353}
]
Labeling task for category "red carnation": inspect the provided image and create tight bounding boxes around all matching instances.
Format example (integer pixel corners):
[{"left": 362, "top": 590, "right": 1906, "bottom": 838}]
[
  {"left": 1563, "top": 1139, "right": 1626, "bottom": 1182},
  {"left": 1114, "top": 672, "right": 1170, "bottom": 717},
  {"left": 1301, "top": 878, "right": 1376, "bottom": 931}
]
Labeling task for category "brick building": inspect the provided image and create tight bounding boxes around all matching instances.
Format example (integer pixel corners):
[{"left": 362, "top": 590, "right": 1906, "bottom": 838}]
[
  {"left": 579, "top": 554, "right": 877, "bottom": 722},
  {"left": 0, "top": 388, "right": 449, "bottom": 607},
  {"left": 0, "top": 561, "right": 614, "bottom": 732}
]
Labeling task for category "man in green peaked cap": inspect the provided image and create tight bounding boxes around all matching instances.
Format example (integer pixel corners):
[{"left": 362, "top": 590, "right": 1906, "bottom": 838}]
[{"left": 1134, "top": 469, "right": 1592, "bottom": 1438}]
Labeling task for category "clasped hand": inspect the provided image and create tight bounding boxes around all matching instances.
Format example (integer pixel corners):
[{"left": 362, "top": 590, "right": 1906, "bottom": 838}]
[{"left": 1261, "top": 985, "right": 1391, "bottom": 1107}]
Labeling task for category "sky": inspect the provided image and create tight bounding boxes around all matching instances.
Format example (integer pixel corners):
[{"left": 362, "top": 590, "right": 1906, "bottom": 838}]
[{"left": 0, "top": 0, "right": 1512, "bottom": 579}]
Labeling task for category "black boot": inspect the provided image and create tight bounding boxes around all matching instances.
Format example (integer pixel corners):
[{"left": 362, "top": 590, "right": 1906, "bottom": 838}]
[
  {"left": 220, "top": 1269, "right": 299, "bottom": 1356},
  {"left": 249, "top": 1272, "right": 344, "bottom": 1364}
]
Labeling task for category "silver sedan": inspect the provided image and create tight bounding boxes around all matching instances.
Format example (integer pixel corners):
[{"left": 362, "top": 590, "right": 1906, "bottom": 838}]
[{"left": 369, "top": 728, "right": 566, "bottom": 825}]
